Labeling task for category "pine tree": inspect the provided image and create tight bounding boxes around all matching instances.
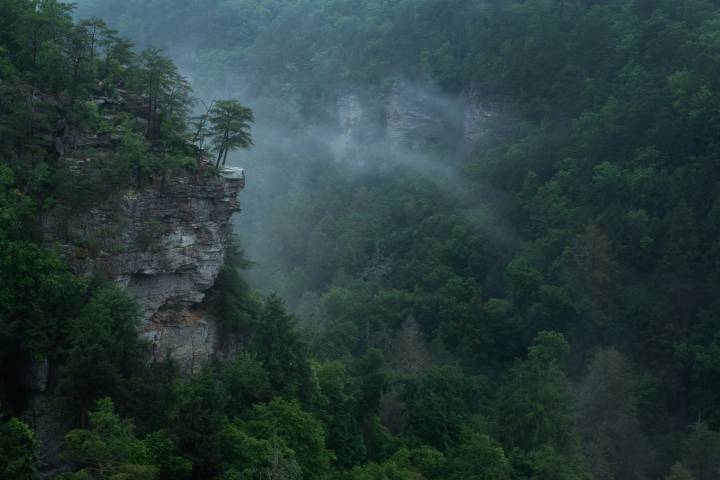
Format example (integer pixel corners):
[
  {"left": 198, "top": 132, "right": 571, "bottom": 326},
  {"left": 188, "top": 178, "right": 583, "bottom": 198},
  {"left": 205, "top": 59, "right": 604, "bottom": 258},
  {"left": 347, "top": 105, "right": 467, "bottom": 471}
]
[
  {"left": 0, "top": 417, "right": 39, "bottom": 480},
  {"left": 61, "top": 398, "right": 157, "bottom": 480},
  {"left": 208, "top": 100, "right": 254, "bottom": 167}
]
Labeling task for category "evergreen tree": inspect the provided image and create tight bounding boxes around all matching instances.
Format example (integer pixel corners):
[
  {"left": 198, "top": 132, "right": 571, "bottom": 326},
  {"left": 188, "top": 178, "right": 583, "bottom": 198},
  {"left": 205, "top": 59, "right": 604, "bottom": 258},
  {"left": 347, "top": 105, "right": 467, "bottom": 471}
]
[
  {"left": 208, "top": 99, "right": 254, "bottom": 167},
  {"left": 58, "top": 285, "right": 145, "bottom": 421},
  {"left": 446, "top": 433, "right": 512, "bottom": 480},
  {"left": 61, "top": 398, "right": 157, "bottom": 480},
  {"left": 0, "top": 417, "right": 39, "bottom": 480},
  {"left": 666, "top": 463, "right": 696, "bottom": 480},
  {"left": 493, "top": 332, "right": 590, "bottom": 478},
  {"left": 575, "top": 348, "right": 653, "bottom": 480}
]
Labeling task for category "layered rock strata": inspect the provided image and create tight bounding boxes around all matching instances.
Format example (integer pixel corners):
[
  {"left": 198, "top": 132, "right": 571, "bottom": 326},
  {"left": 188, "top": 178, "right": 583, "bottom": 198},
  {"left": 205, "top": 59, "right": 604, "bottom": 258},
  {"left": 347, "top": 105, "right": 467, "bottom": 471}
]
[{"left": 43, "top": 165, "right": 244, "bottom": 372}]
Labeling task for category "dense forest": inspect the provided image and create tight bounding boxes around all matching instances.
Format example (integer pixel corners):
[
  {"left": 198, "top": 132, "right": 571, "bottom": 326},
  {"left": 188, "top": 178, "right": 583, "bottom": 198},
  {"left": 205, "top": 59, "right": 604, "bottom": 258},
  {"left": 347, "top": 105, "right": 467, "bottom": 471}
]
[{"left": 3, "top": 0, "right": 720, "bottom": 479}]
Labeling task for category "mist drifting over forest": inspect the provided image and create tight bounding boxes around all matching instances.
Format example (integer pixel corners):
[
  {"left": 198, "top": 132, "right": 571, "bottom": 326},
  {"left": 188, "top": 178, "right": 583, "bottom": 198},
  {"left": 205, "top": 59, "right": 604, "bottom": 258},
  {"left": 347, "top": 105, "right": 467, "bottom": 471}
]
[
  {"left": 73, "top": 0, "right": 518, "bottom": 304},
  {"left": 2, "top": 1, "right": 720, "bottom": 479}
]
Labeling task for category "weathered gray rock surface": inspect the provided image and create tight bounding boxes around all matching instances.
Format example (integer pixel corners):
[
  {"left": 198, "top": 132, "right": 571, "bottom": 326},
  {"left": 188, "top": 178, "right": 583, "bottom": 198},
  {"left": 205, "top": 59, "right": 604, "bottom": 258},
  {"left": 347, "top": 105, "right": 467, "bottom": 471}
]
[
  {"left": 332, "top": 81, "right": 503, "bottom": 156},
  {"left": 43, "top": 165, "right": 243, "bottom": 370},
  {"left": 23, "top": 393, "right": 72, "bottom": 478},
  {"left": 461, "top": 86, "right": 504, "bottom": 144},
  {"left": 384, "top": 81, "right": 449, "bottom": 150},
  {"left": 334, "top": 93, "right": 365, "bottom": 157},
  {"left": 24, "top": 164, "right": 242, "bottom": 478}
]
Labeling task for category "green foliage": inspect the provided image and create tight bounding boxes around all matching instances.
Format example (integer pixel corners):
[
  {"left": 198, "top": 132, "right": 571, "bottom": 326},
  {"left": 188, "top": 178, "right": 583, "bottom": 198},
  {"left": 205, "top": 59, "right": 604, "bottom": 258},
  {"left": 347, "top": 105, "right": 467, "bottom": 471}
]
[
  {"left": 5, "top": 0, "right": 720, "bottom": 479},
  {"left": 134, "top": 47, "right": 193, "bottom": 143},
  {"left": 0, "top": 239, "right": 84, "bottom": 357},
  {"left": 505, "top": 256, "right": 543, "bottom": 307},
  {"left": 401, "top": 366, "right": 484, "bottom": 450},
  {"left": 340, "top": 461, "right": 417, "bottom": 480},
  {"left": 681, "top": 422, "right": 720, "bottom": 480},
  {"left": 315, "top": 360, "right": 367, "bottom": 468},
  {"left": 205, "top": 245, "right": 261, "bottom": 337},
  {"left": 251, "top": 294, "right": 316, "bottom": 400},
  {"left": 116, "top": 127, "right": 155, "bottom": 187},
  {"left": 208, "top": 99, "right": 254, "bottom": 167},
  {"left": 493, "top": 332, "right": 589, "bottom": 477},
  {"left": 145, "top": 431, "right": 192, "bottom": 480},
  {"left": 0, "top": 165, "right": 34, "bottom": 240},
  {"left": 665, "top": 463, "right": 696, "bottom": 480},
  {"left": 446, "top": 434, "right": 511, "bottom": 480},
  {"left": 0, "top": 417, "right": 39, "bottom": 480},
  {"left": 62, "top": 398, "right": 157, "bottom": 480},
  {"left": 58, "top": 284, "right": 146, "bottom": 420},
  {"left": 575, "top": 348, "right": 652, "bottom": 480},
  {"left": 170, "top": 367, "right": 233, "bottom": 478},
  {"left": 509, "top": 446, "right": 592, "bottom": 480},
  {"left": 243, "top": 398, "right": 334, "bottom": 478},
  {"left": 221, "top": 353, "right": 272, "bottom": 416},
  {"left": 0, "top": 0, "right": 219, "bottom": 212}
]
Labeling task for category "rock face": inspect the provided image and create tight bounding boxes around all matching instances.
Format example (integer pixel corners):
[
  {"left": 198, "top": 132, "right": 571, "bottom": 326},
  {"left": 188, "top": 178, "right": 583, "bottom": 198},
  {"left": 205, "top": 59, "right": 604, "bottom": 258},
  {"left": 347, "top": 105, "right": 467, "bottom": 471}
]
[
  {"left": 25, "top": 161, "right": 242, "bottom": 478},
  {"left": 332, "top": 81, "right": 500, "bottom": 157},
  {"left": 334, "top": 93, "right": 365, "bottom": 158},
  {"left": 43, "top": 165, "right": 244, "bottom": 372},
  {"left": 19, "top": 359, "right": 66, "bottom": 477},
  {"left": 146, "top": 307, "right": 220, "bottom": 374},
  {"left": 384, "top": 81, "right": 451, "bottom": 150},
  {"left": 461, "top": 86, "right": 504, "bottom": 144},
  {"left": 23, "top": 393, "right": 72, "bottom": 479},
  {"left": 19, "top": 357, "right": 50, "bottom": 393}
]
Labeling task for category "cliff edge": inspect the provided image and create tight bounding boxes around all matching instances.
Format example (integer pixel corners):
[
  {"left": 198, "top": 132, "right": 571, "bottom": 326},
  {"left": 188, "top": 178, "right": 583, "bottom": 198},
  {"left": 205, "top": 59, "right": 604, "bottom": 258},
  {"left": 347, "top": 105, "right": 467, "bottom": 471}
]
[{"left": 43, "top": 164, "right": 245, "bottom": 373}]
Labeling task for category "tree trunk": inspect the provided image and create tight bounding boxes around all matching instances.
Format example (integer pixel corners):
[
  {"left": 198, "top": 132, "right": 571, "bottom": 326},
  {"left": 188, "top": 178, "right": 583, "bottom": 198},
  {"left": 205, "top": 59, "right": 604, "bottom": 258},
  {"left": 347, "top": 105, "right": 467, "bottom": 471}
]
[
  {"left": 216, "top": 147, "right": 224, "bottom": 168},
  {"left": 89, "top": 27, "right": 96, "bottom": 63},
  {"left": 147, "top": 73, "right": 156, "bottom": 136},
  {"left": 71, "top": 58, "right": 80, "bottom": 103},
  {"left": 216, "top": 129, "right": 229, "bottom": 167}
]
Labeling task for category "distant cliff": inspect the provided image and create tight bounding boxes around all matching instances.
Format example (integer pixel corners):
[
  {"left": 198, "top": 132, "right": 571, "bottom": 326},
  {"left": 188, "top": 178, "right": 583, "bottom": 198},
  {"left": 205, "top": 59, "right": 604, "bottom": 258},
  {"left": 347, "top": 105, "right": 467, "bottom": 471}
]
[{"left": 332, "top": 81, "right": 505, "bottom": 160}]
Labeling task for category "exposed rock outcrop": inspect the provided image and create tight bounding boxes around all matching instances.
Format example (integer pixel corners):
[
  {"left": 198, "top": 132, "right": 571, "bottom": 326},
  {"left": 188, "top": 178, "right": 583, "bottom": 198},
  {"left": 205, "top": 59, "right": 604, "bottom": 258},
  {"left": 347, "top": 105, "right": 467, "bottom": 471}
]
[
  {"left": 19, "top": 357, "right": 50, "bottom": 393},
  {"left": 43, "top": 165, "right": 244, "bottom": 371},
  {"left": 461, "top": 86, "right": 504, "bottom": 144},
  {"left": 146, "top": 307, "right": 220, "bottom": 374},
  {"left": 334, "top": 93, "right": 365, "bottom": 158},
  {"left": 23, "top": 394, "right": 72, "bottom": 478},
  {"left": 332, "top": 81, "right": 500, "bottom": 157},
  {"left": 384, "top": 81, "right": 451, "bottom": 150}
]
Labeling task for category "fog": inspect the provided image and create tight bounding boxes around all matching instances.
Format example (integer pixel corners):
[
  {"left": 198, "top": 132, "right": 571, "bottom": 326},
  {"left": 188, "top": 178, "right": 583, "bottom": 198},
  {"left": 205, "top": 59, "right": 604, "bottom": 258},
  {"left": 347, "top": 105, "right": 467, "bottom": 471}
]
[
  {"left": 39, "top": 5, "right": 720, "bottom": 479},
  {"left": 73, "top": 1, "right": 517, "bottom": 307},
  {"left": 208, "top": 78, "right": 516, "bottom": 302},
  {"left": 183, "top": 60, "right": 514, "bottom": 306}
]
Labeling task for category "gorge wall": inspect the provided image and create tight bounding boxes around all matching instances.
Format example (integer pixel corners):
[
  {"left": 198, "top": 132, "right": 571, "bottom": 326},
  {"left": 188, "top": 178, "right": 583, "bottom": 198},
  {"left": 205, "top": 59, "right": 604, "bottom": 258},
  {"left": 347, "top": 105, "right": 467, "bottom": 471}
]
[
  {"left": 333, "top": 81, "right": 504, "bottom": 160},
  {"left": 20, "top": 157, "right": 244, "bottom": 477},
  {"left": 43, "top": 165, "right": 245, "bottom": 373}
]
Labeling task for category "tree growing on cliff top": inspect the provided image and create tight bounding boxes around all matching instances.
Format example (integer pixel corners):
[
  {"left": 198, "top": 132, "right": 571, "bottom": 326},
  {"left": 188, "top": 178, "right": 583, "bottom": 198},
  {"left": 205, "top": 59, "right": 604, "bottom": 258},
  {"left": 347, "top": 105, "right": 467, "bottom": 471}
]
[{"left": 208, "top": 100, "right": 254, "bottom": 168}]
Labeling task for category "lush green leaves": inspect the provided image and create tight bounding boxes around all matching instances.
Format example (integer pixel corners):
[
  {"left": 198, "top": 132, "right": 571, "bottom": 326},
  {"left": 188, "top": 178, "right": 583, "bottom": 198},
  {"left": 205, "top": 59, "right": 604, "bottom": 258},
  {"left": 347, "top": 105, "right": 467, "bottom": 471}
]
[
  {"left": 208, "top": 99, "right": 254, "bottom": 167},
  {"left": 0, "top": 417, "right": 39, "bottom": 480},
  {"left": 61, "top": 398, "right": 157, "bottom": 480}
]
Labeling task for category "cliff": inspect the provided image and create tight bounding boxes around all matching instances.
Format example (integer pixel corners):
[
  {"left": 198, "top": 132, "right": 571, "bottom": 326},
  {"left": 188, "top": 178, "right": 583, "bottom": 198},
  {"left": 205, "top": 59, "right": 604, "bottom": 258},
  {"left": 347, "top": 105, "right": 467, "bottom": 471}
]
[
  {"left": 332, "top": 81, "right": 504, "bottom": 158},
  {"left": 43, "top": 164, "right": 245, "bottom": 373}
]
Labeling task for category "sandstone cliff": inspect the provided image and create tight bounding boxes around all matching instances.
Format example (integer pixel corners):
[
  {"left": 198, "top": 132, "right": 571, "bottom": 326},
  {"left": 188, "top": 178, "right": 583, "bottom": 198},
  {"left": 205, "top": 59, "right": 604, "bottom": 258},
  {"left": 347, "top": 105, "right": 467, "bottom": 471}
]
[
  {"left": 333, "top": 81, "right": 504, "bottom": 159},
  {"left": 43, "top": 164, "right": 245, "bottom": 373}
]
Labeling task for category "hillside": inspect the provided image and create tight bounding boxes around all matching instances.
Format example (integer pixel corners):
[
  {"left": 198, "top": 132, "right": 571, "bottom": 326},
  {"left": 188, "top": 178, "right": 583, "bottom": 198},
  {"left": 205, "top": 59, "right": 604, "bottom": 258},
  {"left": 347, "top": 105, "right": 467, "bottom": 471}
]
[{"left": 3, "top": 1, "right": 720, "bottom": 479}]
